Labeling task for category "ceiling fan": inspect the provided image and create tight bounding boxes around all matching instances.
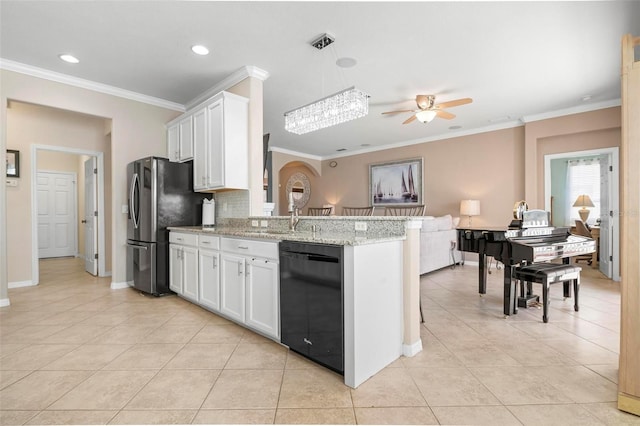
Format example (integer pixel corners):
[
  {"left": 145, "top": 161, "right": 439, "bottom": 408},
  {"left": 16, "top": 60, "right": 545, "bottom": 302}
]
[{"left": 382, "top": 95, "right": 473, "bottom": 124}]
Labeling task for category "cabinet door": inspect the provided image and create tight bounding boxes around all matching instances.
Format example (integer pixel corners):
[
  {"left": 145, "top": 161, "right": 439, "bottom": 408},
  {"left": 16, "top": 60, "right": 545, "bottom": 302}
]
[
  {"left": 220, "top": 253, "right": 245, "bottom": 323},
  {"left": 178, "top": 116, "right": 193, "bottom": 161},
  {"left": 246, "top": 258, "right": 279, "bottom": 339},
  {"left": 181, "top": 245, "right": 199, "bottom": 302},
  {"left": 169, "top": 244, "right": 183, "bottom": 294},
  {"left": 192, "top": 107, "right": 208, "bottom": 191},
  {"left": 199, "top": 249, "right": 220, "bottom": 311},
  {"left": 167, "top": 124, "right": 179, "bottom": 162},
  {"left": 206, "top": 99, "right": 224, "bottom": 188}
]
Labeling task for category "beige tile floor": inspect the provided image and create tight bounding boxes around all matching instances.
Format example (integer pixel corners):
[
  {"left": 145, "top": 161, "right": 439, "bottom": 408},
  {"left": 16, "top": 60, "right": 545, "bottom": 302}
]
[{"left": 1, "top": 257, "right": 638, "bottom": 425}]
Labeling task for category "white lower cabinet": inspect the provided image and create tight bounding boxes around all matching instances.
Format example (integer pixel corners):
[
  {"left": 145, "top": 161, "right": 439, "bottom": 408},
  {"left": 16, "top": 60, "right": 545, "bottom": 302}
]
[
  {"left": 169, "top": 231, "right": 280, "bottom": 341},
  {"left": 220, "top": 253, "right": 247, "bottom": 323},
  {"left": 246, "top": 257, "right": 280, "bottom": 339},
  {"left": 199, "top": 249, "right": 221, "bottom": 311},
  {"left": 169, "top": 232, "right": 198, "bottom": 299}
]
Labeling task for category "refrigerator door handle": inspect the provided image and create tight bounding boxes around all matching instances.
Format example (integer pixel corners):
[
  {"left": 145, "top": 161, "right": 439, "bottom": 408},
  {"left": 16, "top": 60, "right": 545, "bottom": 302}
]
[
  {"left": 130, "top": 173, "right": 140, "bottom": 229},
  {"left": 127, "top": 242, "right": 148, "bottom": 250}
]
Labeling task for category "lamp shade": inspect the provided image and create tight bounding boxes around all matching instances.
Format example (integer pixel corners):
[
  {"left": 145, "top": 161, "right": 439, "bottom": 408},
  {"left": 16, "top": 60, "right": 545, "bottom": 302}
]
[
  {"left": 460, "top": 199, "right": 481, "bottom": 216},
  {"left": 573, "top": 194, "right": 595, "bottom": 208},
  {"left": 415, "top": 110, "right": 437, "bottom": 123}
]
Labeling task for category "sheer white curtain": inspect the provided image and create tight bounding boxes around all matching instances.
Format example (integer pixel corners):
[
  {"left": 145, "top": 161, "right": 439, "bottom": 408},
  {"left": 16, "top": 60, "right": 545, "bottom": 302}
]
[{"left": 565, "top": 158, "right": 601, "bottom": 226}]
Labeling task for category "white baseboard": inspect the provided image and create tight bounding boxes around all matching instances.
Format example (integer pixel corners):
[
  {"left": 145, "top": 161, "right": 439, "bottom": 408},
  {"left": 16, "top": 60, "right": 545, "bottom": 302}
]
[
  {"left": 8, "top": 280, "right": 35, "bottom": 289},
  {"left": 463, "top": 260, "right": 479, "bottom": 266},
  {"left": 0, "top": 298, "right": 10, "bottom": 307},
  {"left": 110, "top": 280, "right": 132, "bottom": 290},
  {"left": 100, "top": 271, "right": 113, "bottom": 278},
  {"left": 402, "top": 339, "right": 423, "bottom": 357}
]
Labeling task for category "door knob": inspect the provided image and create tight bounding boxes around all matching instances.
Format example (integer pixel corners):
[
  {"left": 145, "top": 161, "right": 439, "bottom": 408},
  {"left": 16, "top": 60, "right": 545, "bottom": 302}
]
[{"left": 81, "top": 220, "right": 87, "bottom": 223}]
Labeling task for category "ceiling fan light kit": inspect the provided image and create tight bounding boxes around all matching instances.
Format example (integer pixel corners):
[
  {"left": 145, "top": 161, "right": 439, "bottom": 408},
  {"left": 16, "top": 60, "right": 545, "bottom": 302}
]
[
  {"left": 416, "top": 110, "right": 437, "bottom": 123},
  {"left": 284, "top": 86, "right": 369, "bottom": 135},
  {"left": 383, "top": 95, "right": 472, "bottom": 125}
]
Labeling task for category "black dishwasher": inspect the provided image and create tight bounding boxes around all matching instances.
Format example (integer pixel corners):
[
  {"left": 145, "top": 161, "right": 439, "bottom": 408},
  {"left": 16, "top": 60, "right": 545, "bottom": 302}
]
[{"left": 279, "top": 241, "right": 344, "bottom": 374}]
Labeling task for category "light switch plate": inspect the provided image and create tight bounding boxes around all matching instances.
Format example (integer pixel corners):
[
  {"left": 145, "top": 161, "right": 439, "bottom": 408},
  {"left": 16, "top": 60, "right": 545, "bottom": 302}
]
[
  {"left": 6, "top": 179, "right": 18, "bottom": 187},
  {"left": 355, "top": 222, "right": 367, "bottom": 231},
  {"left": 260, "top": 220, "right": 268, "bottom": 228},
  {"left": 122, "top": 204, "right": 128, "bottom": 214},
  {"left": 251, "top": 220, "right": 259, "bottom": 227}
]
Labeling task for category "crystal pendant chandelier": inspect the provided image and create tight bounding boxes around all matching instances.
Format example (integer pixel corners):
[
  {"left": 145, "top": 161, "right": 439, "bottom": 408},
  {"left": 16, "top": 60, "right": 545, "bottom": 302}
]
[
  {"left": 284, "top": 86, "right": 369, "bottom": 135},
  {"left": 284, "top": 33, "right": 369, "bottom": 135}
]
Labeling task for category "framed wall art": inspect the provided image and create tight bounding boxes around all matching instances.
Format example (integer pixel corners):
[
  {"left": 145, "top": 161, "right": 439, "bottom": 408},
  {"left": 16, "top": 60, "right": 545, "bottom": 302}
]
[
  {"left": 370, "top": 157, "right": 423, "bottom": 207},
  {"left": 6, "top": 150, "right": 20, "bottom": 178}
]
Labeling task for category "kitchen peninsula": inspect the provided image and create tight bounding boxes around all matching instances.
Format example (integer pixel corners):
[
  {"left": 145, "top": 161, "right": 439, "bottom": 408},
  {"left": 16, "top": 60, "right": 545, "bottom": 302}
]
[{"left": 168, "top": 215, "right": 422, "bottom": 388}]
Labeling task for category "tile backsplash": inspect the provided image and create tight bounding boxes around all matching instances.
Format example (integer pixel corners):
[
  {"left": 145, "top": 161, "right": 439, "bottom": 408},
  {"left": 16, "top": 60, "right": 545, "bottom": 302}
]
[{"left": 214, "top": 190, "right": 250, "bottom": 219}]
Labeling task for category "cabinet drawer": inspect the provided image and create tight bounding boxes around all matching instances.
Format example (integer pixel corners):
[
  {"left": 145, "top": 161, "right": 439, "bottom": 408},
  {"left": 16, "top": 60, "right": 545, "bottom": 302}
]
[
  {"left": 221, "top": 237, "right": 278, "bottom": 259},
  {"left": 199, "top": 234, "right": 220, "bottom": 250},
  {"left": 170, "top": 232, "right": 198, "bottom": 246}
]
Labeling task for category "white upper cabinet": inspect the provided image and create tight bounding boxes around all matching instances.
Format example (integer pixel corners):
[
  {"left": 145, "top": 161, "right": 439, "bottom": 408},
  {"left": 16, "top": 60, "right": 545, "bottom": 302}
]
[
  {"left": 167, "top": 116, "right": 194, "bottom": 162},
  {"left": 195, "top": 91, "right": 249, "bottom": 192}
]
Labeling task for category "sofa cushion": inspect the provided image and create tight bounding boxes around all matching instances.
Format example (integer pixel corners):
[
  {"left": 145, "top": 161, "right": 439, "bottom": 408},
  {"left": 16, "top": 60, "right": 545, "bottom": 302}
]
[
  {"left": 421, "top": 215, "right": 460, "bottom": 232},
  {"left": 420, "top": 216, "right": 437, "bottom": 232}
]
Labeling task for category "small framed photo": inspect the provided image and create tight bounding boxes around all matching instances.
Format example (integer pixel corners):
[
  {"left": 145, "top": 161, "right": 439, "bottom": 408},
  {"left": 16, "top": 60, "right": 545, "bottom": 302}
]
[{"left": 6, "top": 150, "right": 20, "bottom": 178}]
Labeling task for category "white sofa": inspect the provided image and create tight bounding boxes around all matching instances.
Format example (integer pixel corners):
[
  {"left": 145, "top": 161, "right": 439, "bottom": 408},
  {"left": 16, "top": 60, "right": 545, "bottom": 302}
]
[{"left": 419, "top": 215, "right": 461, "bottom": 275}]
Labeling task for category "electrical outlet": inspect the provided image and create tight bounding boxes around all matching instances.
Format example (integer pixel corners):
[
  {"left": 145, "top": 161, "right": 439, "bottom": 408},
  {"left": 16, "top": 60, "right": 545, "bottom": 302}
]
[
  {"left": 260, "top": 220, "right": 268, "bottom": 228},
  {"left": 355, "top": 222, "right": 367, "bottom": 231},
  {"left": 251, "top": 220, "right": 259, "bottom": 227},
  {"left": 122, "top": 204, "right": 128, "bottom": 214}
]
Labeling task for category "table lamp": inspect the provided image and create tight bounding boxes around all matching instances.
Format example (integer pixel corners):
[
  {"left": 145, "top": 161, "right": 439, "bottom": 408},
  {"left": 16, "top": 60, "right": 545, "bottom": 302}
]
[
  {"left": 460, "top": 199, "right": 480, "bottom": 227},
  {"left": 573, "top": 194, "right": 595, "bottom": 223}
]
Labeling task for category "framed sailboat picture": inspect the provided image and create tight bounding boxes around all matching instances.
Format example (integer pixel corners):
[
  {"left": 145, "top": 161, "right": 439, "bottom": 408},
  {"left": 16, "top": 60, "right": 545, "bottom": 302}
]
[{"left": 370, "top": 158, "right": 423, "bottom": 207}]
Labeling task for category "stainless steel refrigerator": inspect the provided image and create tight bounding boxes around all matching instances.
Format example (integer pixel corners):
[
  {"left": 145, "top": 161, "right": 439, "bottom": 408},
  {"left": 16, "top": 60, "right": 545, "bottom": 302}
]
[{"left": 127, "top": 157, "right": 202, "bottom": 295}]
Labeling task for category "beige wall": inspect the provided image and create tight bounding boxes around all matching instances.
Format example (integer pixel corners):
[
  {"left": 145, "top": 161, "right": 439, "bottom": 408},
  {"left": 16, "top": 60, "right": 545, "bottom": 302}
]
[
  {"left": 273, "top": 108, "right": 620, "bottom": 230},
  {"left": 1, "top": 69, "right": 180, "bottom": 292},
  {"left": 525, "top": 107, "right": 621, "bottom": 207},
  {"left": 6, "top": 102, "right": 112, "bottom": 283},
  {"left": 275, "top": 126, "right": 525, "bottom": 227},
  {"left": 227, "top": 77, "right": 264, "bottom": 216}
]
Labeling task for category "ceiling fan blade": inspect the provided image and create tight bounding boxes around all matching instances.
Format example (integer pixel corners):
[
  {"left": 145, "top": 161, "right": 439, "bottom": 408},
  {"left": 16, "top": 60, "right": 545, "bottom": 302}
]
[
  {"left": 434, "top": 98, "right": 473, "bottom": 109},
  {"left": 381, "top": 109, "right": 415, "bottom": 115},
  {"left": 436, "top": 110, "right": 456, "bottom": 120},
  {"left": 403, "top": 115, "right": 417, "bottom": 124}
]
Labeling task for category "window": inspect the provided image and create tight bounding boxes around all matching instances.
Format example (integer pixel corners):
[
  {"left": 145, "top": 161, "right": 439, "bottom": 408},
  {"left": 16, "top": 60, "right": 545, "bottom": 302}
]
[{"left": 566, "top": 158, "right": 601, "bottom": 226}]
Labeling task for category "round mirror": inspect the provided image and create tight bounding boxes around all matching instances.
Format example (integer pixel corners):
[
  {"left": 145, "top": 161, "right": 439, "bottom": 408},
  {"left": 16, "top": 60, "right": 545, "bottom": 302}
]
[{"left": 286, "top": 172, "right": 311, "bottom": 210}]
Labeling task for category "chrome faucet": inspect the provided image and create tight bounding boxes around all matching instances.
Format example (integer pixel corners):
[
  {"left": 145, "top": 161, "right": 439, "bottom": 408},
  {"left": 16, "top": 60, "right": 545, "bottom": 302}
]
[{"left": 289, "top": 208, "right": 300, "bottom": 232}]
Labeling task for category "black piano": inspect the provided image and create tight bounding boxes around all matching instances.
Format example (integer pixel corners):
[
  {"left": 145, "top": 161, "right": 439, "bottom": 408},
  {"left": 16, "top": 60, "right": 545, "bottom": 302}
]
[{"left": 457, "top": 210, "right": 596, "bottom": 316}]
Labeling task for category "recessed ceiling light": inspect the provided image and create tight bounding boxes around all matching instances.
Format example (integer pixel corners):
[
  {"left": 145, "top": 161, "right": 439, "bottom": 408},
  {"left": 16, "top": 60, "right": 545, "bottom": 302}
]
[
  {"left": 582, "top": 95, "right": 592, "bottom": 102},
  {"left": 191, "top": 45, "right": 209, "bottom": 55},
  {"left": 336, "top": 148, "right": 347, "bottom": 152},
  {"left": 59, "top": 54, "right": 79, "bottom": 64},
  {"left": 336, "top": 57, "right": 357, "bottom": 68},
  {"left": 449, "top": 125, "right": 462, "bottom": 130},
  {"left": 361, "top": 143, "right": 370, "bottom": 147}
]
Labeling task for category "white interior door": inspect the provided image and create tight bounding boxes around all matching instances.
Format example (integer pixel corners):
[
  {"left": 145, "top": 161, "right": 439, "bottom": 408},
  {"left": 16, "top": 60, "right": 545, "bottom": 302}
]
[
  {"left": 37, "top": 172, "right": 76, "bottom": 258},
  {"left": 84, "top": 158, "right": 98, "bottom": 275},
  {"left": 599, "top": 155, "right": 612, "bottom": 278}
]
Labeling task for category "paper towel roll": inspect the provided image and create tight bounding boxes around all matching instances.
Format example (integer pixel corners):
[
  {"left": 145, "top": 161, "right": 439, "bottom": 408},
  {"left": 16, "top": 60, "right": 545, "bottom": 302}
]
[{"left": 202, "top": 199, "right": 215, "bottom": 227}]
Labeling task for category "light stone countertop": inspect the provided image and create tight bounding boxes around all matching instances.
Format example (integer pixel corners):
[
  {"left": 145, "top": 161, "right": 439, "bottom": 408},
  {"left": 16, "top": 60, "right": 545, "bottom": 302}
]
[{"left": 167, "top": 225, "right": 406, "bottom": 246}]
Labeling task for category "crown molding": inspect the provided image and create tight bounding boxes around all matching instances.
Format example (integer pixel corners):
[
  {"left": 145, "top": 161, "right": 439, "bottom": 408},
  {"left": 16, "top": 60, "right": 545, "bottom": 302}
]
[
  {"left": 185, "top": 65, "right": 270, "bottom": 110},
  {"left": 520, "top": 99, "right": 620, "bottom": 123},
  {"left": 0, "top": 58, "right": 185, "bottom": 112},
  {"left": 269, "top": 146, "right": 323, "bottom": 161}
]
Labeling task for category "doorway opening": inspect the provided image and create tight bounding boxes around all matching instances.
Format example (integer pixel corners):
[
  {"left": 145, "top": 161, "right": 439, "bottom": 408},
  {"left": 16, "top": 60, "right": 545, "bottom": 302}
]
[
  {"left": 31, "top": 145, "right": 107, "bottom": 285},
  {"left": 544, "top": 147, "right": 620, "bottom": 281}
]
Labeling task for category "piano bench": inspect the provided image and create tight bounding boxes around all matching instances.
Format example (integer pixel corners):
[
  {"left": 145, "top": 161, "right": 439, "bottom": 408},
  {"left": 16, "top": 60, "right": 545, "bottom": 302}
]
[{"left": 512, "top": 263, "right": 581, "bottom": 323}]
